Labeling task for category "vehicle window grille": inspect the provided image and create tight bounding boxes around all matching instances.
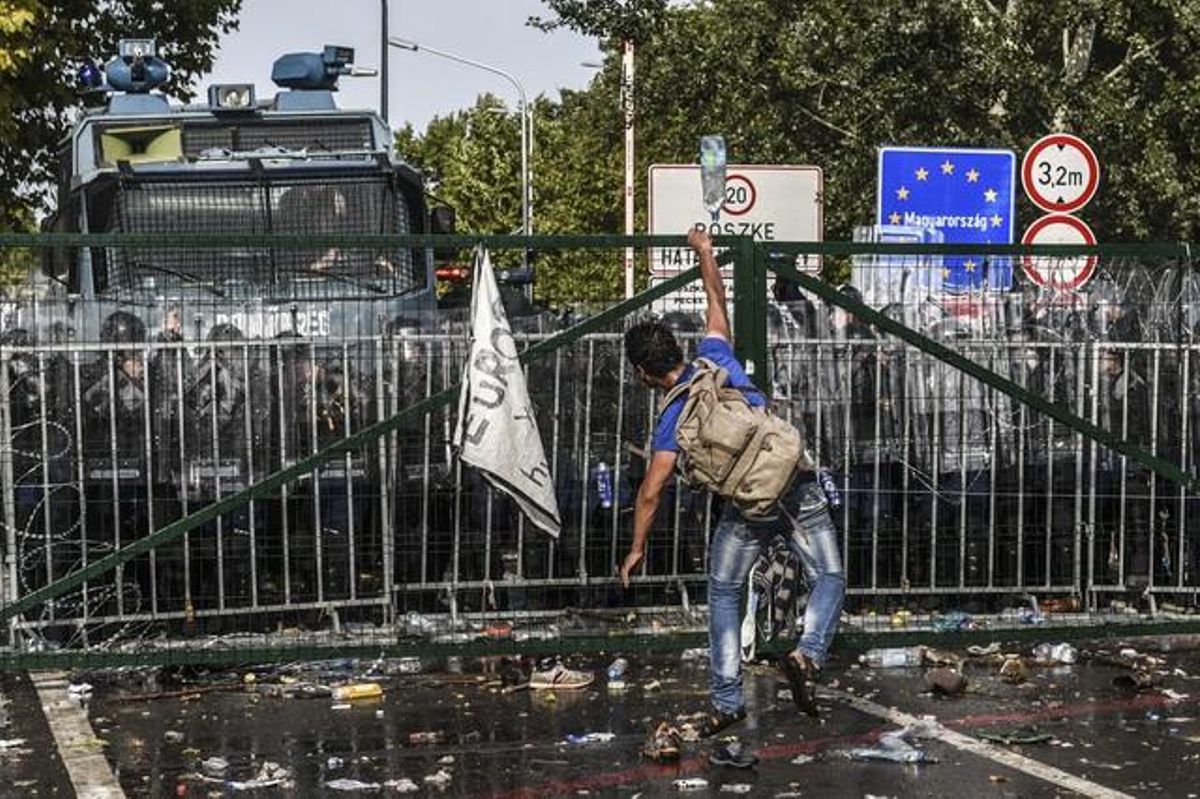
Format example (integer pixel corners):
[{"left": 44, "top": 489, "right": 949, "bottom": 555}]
[{"left": 100, "top": 174, "right": 418, "bottom": 301}]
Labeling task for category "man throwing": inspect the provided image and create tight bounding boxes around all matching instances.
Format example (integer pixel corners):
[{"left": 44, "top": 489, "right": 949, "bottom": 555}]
[{"left": 620, "top": 229, "right": 845, "bottom": 736}]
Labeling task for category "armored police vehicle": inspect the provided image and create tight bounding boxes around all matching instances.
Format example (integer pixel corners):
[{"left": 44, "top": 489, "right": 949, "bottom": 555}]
[{"left": 40, "top": 39, "right": 444, "bottom": 342}]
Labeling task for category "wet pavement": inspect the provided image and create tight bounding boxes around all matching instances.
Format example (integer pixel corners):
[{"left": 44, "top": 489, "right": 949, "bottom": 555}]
[
  {"left": 64, "top": 636, "right": 1200, "bottom": 797},
  {"left": 0, "top": 671, "right": 75, "bottom": 796}
]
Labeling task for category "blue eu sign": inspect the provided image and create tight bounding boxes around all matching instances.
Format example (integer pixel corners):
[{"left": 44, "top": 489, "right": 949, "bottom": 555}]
[{"left": 877, "top": 146, "right": 1016, "bottom": 292}]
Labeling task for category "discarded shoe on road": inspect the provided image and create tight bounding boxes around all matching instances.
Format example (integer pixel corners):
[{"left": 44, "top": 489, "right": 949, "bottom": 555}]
[
  {"left": 528, "top": 664, "right": 594, "bottom": 690},
  {"left": 709, "top": 739, "right": 759, "bottom": 769}
]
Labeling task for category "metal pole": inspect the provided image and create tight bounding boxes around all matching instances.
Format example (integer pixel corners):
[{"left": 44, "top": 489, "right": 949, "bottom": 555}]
[
  {"left": 380, "top": 0, "right": 389, "bottom": 123},
  {"left": 622, "top": 40, "right": 635, "bottom": 299},
  {"left": 388, "top": 38, "right": 530, "bottom": 256}
]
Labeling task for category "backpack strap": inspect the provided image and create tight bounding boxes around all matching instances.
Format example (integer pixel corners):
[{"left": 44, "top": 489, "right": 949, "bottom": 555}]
[{"left": 658, "top": 357, "right": 726, "bottom": 414}]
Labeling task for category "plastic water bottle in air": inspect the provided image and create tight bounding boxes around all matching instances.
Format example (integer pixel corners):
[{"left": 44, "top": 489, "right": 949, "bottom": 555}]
[
  {"left": 858, "top": 646, "right": 925, "bottom": 668},
  {"left": 699, "top": 135, "right": 727, "bottom": 221},
  {"left": 594, "top": 461, "right": 614, "bottom": 509},
  {"left": 606, "top": 657, "right": 628, "bottom": 681}
]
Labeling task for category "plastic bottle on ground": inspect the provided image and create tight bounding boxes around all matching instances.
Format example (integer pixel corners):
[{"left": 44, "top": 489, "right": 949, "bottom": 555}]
[
  {"left": 858, "top": 646, "right": 925, "bottom": 668},
  {"left": 606, "top": 657, "right": 628, "bottom": 681}
]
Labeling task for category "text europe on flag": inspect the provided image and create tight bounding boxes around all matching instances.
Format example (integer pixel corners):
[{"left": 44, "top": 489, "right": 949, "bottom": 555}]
[{"left": 453, "top": 249, "right": 562, "bottom": 538}]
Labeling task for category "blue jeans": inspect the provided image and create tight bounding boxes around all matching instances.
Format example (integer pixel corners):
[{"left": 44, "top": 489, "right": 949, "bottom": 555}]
[{"left": 708, "top": 478, "right": 845, "bottom": 714}]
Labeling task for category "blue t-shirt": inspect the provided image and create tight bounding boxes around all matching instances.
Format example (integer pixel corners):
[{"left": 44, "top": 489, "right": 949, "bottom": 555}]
[{"left": 651, "top": 336, "right": 765, "bottom": 453}]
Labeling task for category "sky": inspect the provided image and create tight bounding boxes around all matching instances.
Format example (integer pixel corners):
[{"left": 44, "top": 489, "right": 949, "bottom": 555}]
[{"left": 197, "top": 0, "right": 603, "bottom": 131}]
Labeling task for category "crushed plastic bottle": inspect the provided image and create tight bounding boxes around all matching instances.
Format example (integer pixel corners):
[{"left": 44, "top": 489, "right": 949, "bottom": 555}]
[
  {"left": 675, "top": 777, "right": 711, "bottom": 791},
  {"left": 408, "top": 731, "right": 446, "bottom": 745},
  {"left": 699, "top": 135, "right": 727, "bottom": 221},
  {"left": 859, "top": 646, "right": 925, "bottom": 668},
  {"left": 564, "top": 732, "right": 616, "bottom": 745},
  {"left": 606, "top": 657, "right": 629, "bottom": 681},
  {"left": 325, "top": 778, "right": 382, "bottom": 792},
  {"left": 849, "top": 747, "right": 936, "bottom": 764},
  {"left": 1032, "top": 643, "right": 1078, "bottom": 665}
]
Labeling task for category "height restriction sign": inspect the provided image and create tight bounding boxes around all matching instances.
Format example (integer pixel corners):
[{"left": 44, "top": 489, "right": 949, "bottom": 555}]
[{"left": 1021, "top": 133, "right": 1100, "bottom": 213}]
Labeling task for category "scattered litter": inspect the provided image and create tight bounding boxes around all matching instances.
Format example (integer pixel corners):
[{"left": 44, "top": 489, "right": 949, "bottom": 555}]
[
  {"left": 333, "top": 683, "right": 384, "bottom": 701},
  {"left": 850, "top": 747, "right": 934, "bottom": 764},
  {"left": 710, "top": 740, "right": 759, "bottom": 769},
  {"left": 922, "top": 648, "right": 963, "bottom": 667},
  {"left": 228, "top": 762, "right": 290, "bottom": 791},
  {"left": 999, "top": 657, "right": 1030, "bottom": 684},
  {"left": 989, "top": 775, "right": 1008, "bottom": 783},
  {"left": 1017, "top": 608, "right": 1045, "bottom": 625},
  {"left": 933, "top": 611, "right": 972, "bottom": 632},
  {"left": 408, "top": 731, "right": 445, "bottom": 745},
  {"left": 976, "top": 726, "right": 1051, "bottom": 745},
  {"left": 437, "top": 755, "right": 455, "bottom": 765},
  {"left": 674, "top": 777, "right": 709, "bottom": 791},
  {"left": 325, "top": 777, "right": 382, "bottom": 791},
  {"left": 327, "top": 756, "right": 345, "bottom": 770},
  {"left": 0, "top": 739, "right": 27, "bottom": 750},
  {"left": 608, "top": 680, "right": 628, "bottom": 692},
  {"left": 681, "top": 648, "right": 709, "bottom": 662},
  {"left": 859, "top": 646, "right": 924, "bottom": 668},
  {"left": 1032, "top": 643, "right": 1077, "bottom": 665},
  {"left": 644, "top": 723, "right": 682, "bottom": 762},
  {"left": 565, "top": 732, "right": 616, "bottom": 745},
  {"left": 607, "top": 657, "right": 629, "bottom": 682},
  {"left": 720, "top": 785, "right": 753, "bottom": 794},
  {"left": 790, "top": 754, "right": 814, "bottom": 765},
  {"left": 529, "top": 664, "right": 594, "bottom": 690},
  {"left": 925, "top": 668, "right": 967, "bottom": 696},
  {"left": 385, "top": 778, "right": 420, "bottom": 793},
  {"left": 1163, "top": 689, "right": 1191, "bottom": 702},
  {"left": 395, "top": 657, "right": 423, "bottom": 674},
  {"left": 1112, "top": 672, "right": 1159, "bottom": 692},
  {"left": 67, "top": 682, "right": 93, "bottom": 701},
  {"left": 966, "top": 643, "right": 1001, "bottom": 657},
  {"left": 849, "top": 722, "right": 938, "bottom": 763},
  {"left": 164, "top": 731, "right": 185, "bottom": 743},
  {"left": 201, "top": 756, "right": 229, "bottom": 777},
  {"left": 643, "top": 680, "right": 662, "bottom": 691},
  {"left": 424, "top": 769, "right": 453, "bottom": 788}
]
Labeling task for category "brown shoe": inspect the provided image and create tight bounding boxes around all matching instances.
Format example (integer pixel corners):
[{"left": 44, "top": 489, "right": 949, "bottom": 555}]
[{"left": 779, "top": 652, "right": 820, "bottom": 717}]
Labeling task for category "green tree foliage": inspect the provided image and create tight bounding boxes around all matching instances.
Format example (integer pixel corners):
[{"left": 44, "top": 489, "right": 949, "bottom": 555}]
[
  {"left": 0, "top": 0, "right": 241, "bottom": 230},
  {"left": 403, "top": 0, "right": 1200, "bottom": 303}
]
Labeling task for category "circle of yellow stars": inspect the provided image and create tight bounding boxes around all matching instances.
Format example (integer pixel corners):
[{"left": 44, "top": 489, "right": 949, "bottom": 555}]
[{"left": 887, "top": 158, "right": 1005, "bottom": 231}]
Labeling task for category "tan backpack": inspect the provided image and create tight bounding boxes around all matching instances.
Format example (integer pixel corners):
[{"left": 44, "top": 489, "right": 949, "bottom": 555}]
[{"left": 661, "top": 358, "right": 813, "bottom": 518}]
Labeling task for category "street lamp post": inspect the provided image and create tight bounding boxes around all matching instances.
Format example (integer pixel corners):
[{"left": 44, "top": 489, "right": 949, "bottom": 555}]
[
  {"left": 584, "top": 42, "right": 636, "bottom": 299},
  {"left": 389, "top": 37, "right": 532, "bottom": 255},
  {"left": 380, "top": 0, "right": 389, "bottom": 123}
]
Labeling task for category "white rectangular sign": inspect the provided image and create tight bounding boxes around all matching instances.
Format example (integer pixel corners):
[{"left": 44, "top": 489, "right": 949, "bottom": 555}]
[{"left": 648, "top": 164, "right": 823, "bottom": 312}]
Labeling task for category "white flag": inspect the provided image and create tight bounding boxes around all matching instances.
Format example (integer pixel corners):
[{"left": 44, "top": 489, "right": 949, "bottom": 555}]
[{"left": 453, "top": 249, "right": 561, "bottom": 538}]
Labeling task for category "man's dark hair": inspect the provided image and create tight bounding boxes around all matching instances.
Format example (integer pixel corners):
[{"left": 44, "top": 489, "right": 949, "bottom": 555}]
[{"left": 624, "top": 320, "right": 684, "bottom": 379}]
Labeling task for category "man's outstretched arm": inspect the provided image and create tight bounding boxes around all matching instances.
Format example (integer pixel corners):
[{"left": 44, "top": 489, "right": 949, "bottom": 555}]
[{"left": 689, "top": 228, "right": 731, "bottom": 340}]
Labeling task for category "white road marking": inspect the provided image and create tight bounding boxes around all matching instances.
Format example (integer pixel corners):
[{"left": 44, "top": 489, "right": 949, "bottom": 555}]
[
  {"left": 32, "top": 671, "right": 125, "bottom": 799},
  {"left": 824, "top": 687, "right": 1134, "bottom": 799}
]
